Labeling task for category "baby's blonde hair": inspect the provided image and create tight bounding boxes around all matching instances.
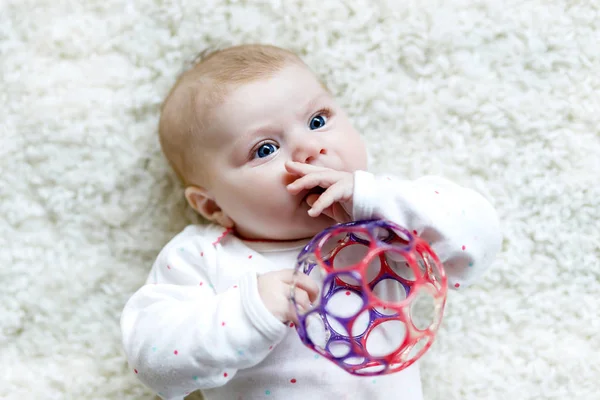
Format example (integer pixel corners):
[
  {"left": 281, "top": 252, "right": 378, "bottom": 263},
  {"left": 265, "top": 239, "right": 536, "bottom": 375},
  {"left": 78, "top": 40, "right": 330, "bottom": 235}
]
[{"left": 158, "top": 44, "right": 306, "bottom": 186}]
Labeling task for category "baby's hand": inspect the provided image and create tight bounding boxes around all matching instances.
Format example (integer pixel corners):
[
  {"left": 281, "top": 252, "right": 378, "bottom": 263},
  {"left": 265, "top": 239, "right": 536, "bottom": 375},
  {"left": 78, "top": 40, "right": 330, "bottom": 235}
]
[
  {"left": 257, "top": 269, "right": 319, "bottom": 325},
  {"left": 285, "top": 161, "right": 354, "bottom": 223}
]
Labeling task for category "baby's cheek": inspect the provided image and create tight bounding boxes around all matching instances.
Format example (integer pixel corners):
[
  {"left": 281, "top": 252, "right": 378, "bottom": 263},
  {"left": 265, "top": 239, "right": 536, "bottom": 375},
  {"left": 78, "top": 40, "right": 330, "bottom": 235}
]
[
  {"left": 250, "top": 194, "right": 290, "bottom": 220},
  {"left": 347, "top": 140, "right": 368, "bottom": 171}
]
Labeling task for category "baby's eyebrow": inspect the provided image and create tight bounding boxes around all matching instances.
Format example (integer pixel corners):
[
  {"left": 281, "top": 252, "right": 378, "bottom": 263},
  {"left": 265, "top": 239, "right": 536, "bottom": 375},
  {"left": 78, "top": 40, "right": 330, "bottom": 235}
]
[
  {"left": 230, "top": 124, "right": 278, "bottom": 157},
  {"left": 299, "top": 93, "right": 330, "bottom": 117}
]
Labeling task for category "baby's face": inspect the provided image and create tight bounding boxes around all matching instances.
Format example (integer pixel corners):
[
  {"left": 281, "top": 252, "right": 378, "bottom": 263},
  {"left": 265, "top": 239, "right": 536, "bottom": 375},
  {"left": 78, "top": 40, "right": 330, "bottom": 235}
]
[{"left": 198, "top": 63, "right": 368, "bottom": 240}]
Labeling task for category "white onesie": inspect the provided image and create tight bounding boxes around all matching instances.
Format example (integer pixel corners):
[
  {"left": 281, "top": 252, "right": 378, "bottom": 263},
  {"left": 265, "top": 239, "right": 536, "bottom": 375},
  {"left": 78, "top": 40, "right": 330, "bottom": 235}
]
[{"left": 120, "top": 170, "right": 502, "bottom": 400}]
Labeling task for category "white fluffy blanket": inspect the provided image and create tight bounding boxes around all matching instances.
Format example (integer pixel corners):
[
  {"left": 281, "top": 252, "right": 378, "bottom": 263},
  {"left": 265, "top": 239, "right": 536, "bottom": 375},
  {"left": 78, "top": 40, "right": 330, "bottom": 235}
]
[{"left": 1, "top": 0, "right": 599, "bottom": 399}]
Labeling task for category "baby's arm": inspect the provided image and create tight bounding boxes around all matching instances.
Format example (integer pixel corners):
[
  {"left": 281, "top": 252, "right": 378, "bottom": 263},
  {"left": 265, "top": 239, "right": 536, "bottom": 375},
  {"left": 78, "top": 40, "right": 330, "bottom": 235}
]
[
  {"left": 120, "top": 236, "right": 288, "bottom": 399},
  {"left": 352, "top": 171, "right": 502, "bottom": 288},
  {"left": 286, "top": 161, "right": 501, "bottom": 286}
]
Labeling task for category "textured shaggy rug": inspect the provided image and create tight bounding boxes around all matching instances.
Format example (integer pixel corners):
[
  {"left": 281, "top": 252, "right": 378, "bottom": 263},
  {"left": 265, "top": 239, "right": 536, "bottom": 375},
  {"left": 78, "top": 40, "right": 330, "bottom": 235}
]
[{"left": 2, "top": 0, "right": 599, "bottom": 399}]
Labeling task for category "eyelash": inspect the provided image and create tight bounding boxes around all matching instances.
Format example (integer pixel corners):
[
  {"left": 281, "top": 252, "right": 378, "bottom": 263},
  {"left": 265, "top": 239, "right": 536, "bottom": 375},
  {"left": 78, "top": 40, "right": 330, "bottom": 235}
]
[
  {"left": 311, "top": 107, "right": 332, "bottom": 123},
  {"left": 247, "top": 107, "right": 334, "bottom": 160}
]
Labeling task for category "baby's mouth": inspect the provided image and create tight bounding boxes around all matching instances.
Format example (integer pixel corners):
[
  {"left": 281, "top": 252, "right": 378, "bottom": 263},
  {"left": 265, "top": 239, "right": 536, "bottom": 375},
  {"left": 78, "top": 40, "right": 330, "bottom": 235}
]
[{"left": 302, "top": 186, "right": 326, "bottom": 203}]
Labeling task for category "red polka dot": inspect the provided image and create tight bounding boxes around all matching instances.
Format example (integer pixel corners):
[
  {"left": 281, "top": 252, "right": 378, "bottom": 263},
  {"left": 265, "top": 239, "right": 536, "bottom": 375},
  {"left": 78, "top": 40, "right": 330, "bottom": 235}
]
[
  {"left": 462, "top": 245, "right": 466, "bottom": 250},
  {"left": 412, "top": 230, "right": 417, "bottom": 235},
  {"left": 345, "top": 291, "right": 351, "bottom": 296},
  {"left": 167, "top": 265, "right": 171, "bottom": 269},
  {"left": 134, "top": 369, "right": 138, "bottom": 374},
  {"left": 248, "top": 255, "right": 253, "bottom": 259},
  {"left": 269, "top": 345, "right": 273, "bottom": 350},
  {"left": 435, "top": 191, "right": 439, "bottom": 194},
  {"left": 233, "top": 285, "right": 238, "bottom": 289},
  {"left": 200, "top": 252, "right": 204, "bottom": 256},
  {"left": 223, "top": 372, "right": 228, "bottom": 377},
  {"left": 221, "top": 322, "right": 226, "bottom": 326},
  {"left": 174, "top": 350, "right": 178, "bottom": 355},
  {"left": 455, "top": 283, "right": 460, "bottom": 288},
  {"left": 199, "top": 282, "right": 203, "bottom": 286},
  {"left": 289, "top": 322, "right": 295, "bottom": 328},
  {"left": 290, "top": 378, "right": 297, "bottom": 383}
]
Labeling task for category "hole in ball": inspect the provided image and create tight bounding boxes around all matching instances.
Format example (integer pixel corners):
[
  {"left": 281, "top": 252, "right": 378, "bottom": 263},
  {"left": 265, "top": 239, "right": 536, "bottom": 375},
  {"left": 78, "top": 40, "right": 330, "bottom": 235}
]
[
  {"left": 384, "top": 249, "right": 417, "bottom": 282},
  {"left": 355, "top": 363, "right": 387, "bottom": 375},
  {"left": 325, "top": 288, "right": 363, "bottom": 318},
  {"left": 409, "top": 285, "right": 438, "bottom": 331},
  {"left": 365, "top": 319, "right": 407, "bottom": 357},
  {"left": 350, "top": 309, "right": 374, "bottom": 337},
  {"left": 305, "top": 313, "right": 328, "bottom": 349},
  {"left": 318, "top": 232, "right": 348, "bottom": 261},
  {"left": 343, "top": 356, "right": 366, "bottom": 366},
  {"left": 333, "top": 244, "right": 380, "bottom": 285},
  {"left": 328, "top": 340, "right": 351, "bottom": 358},
  {"left": 388, "top": 226, "right": 411, "bottom": 244},
  {"left": 372, "top": 278, "right": 407, "bottom": 316}
]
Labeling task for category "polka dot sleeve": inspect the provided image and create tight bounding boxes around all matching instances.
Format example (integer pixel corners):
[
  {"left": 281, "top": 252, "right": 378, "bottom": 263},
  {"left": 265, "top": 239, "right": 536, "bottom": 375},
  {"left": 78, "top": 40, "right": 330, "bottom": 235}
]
[{"left": 120, "top": 231, "right": 287, "bottom": 399}]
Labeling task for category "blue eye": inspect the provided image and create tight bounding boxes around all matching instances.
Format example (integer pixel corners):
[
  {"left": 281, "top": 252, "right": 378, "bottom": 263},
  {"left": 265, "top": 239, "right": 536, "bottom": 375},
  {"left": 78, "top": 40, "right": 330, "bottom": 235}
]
[
  {"left": 255, "top": 142, "right": 279, "bottom": 159},
  {"left": 309, "top": 114, "right": 327, "bottom": 130}
]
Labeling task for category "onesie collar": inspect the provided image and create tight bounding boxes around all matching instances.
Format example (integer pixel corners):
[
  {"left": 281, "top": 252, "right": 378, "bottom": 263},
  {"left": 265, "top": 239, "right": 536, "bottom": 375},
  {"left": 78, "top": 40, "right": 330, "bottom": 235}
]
[{"left": 239, "top": 237, "right": 311, "bottom": 253}]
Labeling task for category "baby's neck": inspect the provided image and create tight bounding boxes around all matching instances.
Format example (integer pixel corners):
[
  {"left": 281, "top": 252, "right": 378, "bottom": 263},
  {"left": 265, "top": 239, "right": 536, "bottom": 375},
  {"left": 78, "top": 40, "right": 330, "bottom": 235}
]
[{"left": 234, "top": 233, "right": 312, "bottom": 243}]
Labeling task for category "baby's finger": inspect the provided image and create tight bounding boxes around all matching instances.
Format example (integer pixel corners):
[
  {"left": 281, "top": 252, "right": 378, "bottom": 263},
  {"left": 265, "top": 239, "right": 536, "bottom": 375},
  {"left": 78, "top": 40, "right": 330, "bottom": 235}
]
[
  {"left": 291, "top": 273, "right": 320, "bottom": 303},
  {"left": 291, "top": 288, "right": 311, "bottom": 312},
  {"left": 308, "top": 181, "right": 349, "bottom": 217},
  {"left": 331, "top": 202, "right": 352, "bottom": 223},
  {"left": 285, "top": 161, "right": 330, "bottom": 176},
  {"left": 287, "top": 171, "right": 342, "bottom": 194},
  {"left": 306, "top": 196, "right": 351, "bottom": 223},
  {"left": 286, "top": 303, "right": 300, "bottom": 326}
]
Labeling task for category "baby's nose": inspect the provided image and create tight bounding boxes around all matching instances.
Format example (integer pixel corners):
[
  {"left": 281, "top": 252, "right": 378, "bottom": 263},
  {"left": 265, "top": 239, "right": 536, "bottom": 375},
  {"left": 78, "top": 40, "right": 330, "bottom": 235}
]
[
  {"left": 292, "top": 139, "right": 327, "bottom": 164},
  {"left": 302, "top": 148, "right": 327, "bottom": 164}
]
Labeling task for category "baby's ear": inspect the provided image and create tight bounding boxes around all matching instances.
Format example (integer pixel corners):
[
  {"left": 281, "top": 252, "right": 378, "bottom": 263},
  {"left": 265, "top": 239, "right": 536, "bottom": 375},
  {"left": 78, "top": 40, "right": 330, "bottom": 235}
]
[{"left": 184, "top": 186, "right": 235, "bottom": 228}]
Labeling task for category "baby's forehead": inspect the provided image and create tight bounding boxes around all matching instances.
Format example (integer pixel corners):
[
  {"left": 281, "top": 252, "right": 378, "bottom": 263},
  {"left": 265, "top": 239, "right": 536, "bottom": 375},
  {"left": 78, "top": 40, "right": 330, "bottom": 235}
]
[
  {"left": 190, "top": 64, "right": 330, "bottom": 144},
  {"left": 215, "top": 71, "right": 329, "bottom": 113}
]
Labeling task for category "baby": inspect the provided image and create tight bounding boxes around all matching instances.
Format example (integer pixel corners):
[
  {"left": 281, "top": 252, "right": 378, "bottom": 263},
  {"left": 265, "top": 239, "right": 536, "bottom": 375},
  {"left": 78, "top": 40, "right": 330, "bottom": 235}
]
[{"left": 121, "top": 44, "right": 501, "bottom": 400}]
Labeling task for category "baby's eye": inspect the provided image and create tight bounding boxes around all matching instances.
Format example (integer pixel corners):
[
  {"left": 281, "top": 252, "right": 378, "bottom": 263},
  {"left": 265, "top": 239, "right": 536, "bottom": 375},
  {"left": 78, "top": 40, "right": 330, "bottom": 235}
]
[
  {"left": 255, "top": 142, "right": 279, "bottom": 159},
  {"left": 309, "top": 113, "right": 328, "bottom": 130}
]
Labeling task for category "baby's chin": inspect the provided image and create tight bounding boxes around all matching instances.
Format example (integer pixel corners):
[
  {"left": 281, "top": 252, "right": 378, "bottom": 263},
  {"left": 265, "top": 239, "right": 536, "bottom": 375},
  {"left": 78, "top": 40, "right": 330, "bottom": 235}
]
[
  {"left": 295, "top": 211, "right": 337, "bottom": 238},
  {"left": 271, "top": 214, "right": 336, "bottom": 241},
  {"left": 233, "top": 212, "right": 334, "bottom": 241}
]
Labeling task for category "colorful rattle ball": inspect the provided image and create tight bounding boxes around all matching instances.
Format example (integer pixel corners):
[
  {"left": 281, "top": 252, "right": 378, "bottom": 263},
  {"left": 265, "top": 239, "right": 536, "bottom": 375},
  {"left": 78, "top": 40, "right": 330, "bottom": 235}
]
[{"left": 291, "top": 219, "right": 448, "bottom": 376}]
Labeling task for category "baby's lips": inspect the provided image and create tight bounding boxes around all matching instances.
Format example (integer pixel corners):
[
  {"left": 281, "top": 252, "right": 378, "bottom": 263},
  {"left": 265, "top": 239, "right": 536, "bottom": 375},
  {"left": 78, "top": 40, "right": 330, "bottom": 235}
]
[
  {"left": 303, "top": 186, "right": 325, "bottom": 203},
  {"left": 296, "top": 187, "right": 324, "bottom": 206},
  {"left": 306, "top": 186, "right": 326, "bottom": 197},
  {"left": 305, "top": 194, "right": 319, "bottom": 207}
]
